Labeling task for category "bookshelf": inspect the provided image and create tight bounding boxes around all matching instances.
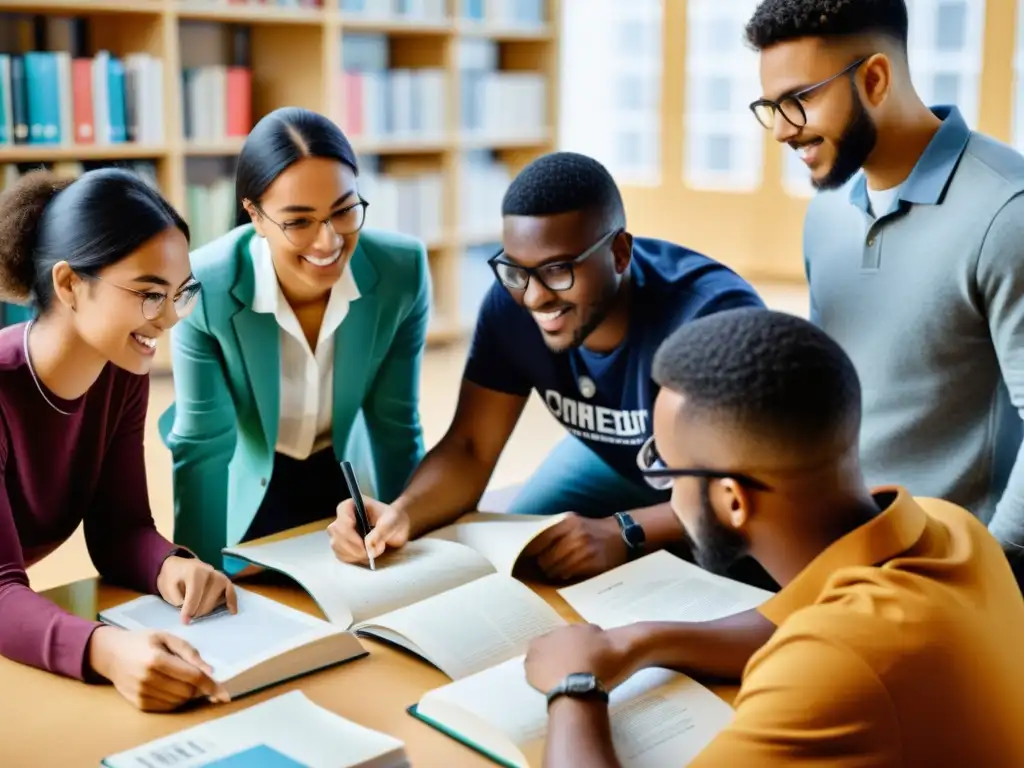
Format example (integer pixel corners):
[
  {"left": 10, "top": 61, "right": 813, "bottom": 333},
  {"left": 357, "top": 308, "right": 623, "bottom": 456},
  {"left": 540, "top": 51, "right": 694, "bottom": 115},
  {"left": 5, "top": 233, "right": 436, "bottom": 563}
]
[{"left": 0, "top": 0, "right": 560, "bottom": 371}]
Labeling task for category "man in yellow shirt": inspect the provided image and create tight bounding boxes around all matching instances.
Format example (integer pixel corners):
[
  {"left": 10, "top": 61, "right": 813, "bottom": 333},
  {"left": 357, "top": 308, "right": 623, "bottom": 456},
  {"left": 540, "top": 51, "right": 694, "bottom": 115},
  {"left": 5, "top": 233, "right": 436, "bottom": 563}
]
[{"left": 525, "top": 308, "right": 1024, "bottom": 767}]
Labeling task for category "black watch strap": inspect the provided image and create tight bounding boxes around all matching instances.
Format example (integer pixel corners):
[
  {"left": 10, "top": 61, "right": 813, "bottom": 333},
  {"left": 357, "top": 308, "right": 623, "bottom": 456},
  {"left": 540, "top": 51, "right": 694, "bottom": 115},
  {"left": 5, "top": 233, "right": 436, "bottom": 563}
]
[{"left": 615, "top": 511, "right": 646, "bottom": 559}]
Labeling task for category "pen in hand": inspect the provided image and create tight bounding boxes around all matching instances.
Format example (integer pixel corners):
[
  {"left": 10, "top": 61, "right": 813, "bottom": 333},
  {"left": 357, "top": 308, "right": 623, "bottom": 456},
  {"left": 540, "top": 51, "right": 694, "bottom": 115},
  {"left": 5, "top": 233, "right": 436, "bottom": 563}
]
[{"left": 340, "top": 460, "right": 375, "bottom": 571}]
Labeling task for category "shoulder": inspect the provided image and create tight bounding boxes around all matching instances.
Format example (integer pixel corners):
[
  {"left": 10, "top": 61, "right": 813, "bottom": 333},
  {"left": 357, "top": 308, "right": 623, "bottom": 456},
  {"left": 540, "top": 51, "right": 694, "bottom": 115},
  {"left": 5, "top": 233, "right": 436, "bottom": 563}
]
[
  {"left": 959, "top": 132, "right": 1024, "bottom": 197},
  {"left": 355, "top": 228, "right": 429, "bottom": 296},
  {"left": 631, "top": 237, "right": 764, "bottom": 317}
]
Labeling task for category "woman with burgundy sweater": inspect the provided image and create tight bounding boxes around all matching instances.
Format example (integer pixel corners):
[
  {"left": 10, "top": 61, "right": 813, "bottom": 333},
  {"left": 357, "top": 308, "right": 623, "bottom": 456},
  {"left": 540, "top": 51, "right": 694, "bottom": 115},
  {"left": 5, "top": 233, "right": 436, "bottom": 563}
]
[{"left": 0, "top": 168, "right": 236, "bottom": 712}]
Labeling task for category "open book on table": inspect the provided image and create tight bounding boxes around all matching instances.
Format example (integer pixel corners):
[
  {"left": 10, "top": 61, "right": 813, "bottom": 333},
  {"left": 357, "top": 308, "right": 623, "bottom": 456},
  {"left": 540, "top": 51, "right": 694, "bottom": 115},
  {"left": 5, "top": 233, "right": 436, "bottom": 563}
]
[
  {"left": 221, "top": 512, "right": 570, "bottom": 680},
  {"left": 102, "top": 690, "right": 408, "bottom": 768},
  {"left": 556, "top": 549, "right": 775, "bottom": 628},
  {"left": 409, "top": 655, "right": 734, "bottom": 768},
  {"left": 99, "top": 587, "right": 367, "bottom": 700}
]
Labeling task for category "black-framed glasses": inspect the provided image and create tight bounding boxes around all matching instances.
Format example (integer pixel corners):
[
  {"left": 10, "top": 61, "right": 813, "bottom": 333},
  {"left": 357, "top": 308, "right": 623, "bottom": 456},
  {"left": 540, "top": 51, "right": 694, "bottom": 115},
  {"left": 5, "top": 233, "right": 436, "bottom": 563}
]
[
  {"left": 252, "top": 199, "right": 369, "bottom": 249},
  {"left": 749, "top": 57, "right": 867, "bottom": 130},
  {"left": 636, "top": 436, "right": 772, "bottom": 492},
  {"left": 82, "top": 274, "right": 202, "bottom": 321},
  {"left": 488, "top": 228, "right": 621, "bottom": 293}
]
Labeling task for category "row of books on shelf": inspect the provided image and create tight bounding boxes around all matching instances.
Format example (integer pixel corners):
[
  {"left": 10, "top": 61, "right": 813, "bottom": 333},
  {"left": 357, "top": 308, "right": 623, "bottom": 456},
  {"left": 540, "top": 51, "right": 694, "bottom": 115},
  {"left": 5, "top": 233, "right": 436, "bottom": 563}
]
[
  {"left": 0, "top": 159, "right": 158, "bottom": 192},
  {"left": 339, "top": 34, "right": 546, "bottom": 145},
  {"left": 214, "top": 0, "right": 547, "bottom": 25},
  {"left": 0, "top": 50, "right": 164, "bottom": 148}
]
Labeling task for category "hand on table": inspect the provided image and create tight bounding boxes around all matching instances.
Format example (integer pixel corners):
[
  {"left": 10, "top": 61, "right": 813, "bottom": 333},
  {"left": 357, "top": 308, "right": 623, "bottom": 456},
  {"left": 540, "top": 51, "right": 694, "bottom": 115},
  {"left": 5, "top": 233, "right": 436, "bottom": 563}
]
[
  {"left": 524, "top": 623, "right": 633, "bottom": 695},
  {"left": 157, "top": 555, "right": 237, "bottom": 624},
  {"left": 329, "top": 496, "right": 411, "bottom": 564},
  {"left": 522, "top": 513, "right": 628, "bottom": 582},
  {"left": 87, "top": 626, "right": 230, "bottom": 712}
]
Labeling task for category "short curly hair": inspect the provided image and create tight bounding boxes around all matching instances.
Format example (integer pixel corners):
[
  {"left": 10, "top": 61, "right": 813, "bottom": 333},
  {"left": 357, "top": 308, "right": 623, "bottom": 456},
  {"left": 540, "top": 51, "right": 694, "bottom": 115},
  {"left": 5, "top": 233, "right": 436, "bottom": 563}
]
[
  {"left": 652, "top": 308, "right": 861, "bottom": 450},
  {"left": 501, "top": 151, "right": 626, "bottom": 228},
  {"left": 745, "top": 0, "right": 909, "bottom": 51}
]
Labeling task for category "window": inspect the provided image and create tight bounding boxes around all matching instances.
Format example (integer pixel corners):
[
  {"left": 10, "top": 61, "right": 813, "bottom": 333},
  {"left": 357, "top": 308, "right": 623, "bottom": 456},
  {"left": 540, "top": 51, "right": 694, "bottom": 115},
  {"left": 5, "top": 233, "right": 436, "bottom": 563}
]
[
  {"left": 784, "top": 0, "right": 985, "bottom": 196},
  {"left": 559, "top": 0, "right": 663, "bottom": 184},
  {"left": 683, "top": 0, "right": 764, "bottom": 191}
]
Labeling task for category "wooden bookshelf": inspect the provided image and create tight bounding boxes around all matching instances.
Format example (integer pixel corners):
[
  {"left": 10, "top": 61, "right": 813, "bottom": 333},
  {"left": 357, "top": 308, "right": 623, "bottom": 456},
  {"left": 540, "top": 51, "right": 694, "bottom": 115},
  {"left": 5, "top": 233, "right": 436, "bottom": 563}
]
[{"left": 0, "top": 0, "right": 561, "bottom": 368}]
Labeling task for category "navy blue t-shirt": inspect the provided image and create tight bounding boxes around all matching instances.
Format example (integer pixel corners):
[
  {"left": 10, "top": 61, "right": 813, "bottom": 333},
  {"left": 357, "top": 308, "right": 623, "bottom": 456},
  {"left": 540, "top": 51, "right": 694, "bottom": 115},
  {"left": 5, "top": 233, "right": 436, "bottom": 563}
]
[{"left": 463, "top": 237, "right": 765, "bottom": 487}]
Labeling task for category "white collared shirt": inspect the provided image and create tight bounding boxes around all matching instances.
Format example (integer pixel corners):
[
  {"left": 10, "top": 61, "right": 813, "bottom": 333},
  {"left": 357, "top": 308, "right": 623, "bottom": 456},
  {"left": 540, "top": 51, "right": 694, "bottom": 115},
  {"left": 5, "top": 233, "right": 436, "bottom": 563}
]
[{"left": 251, "top": 236, "right": 361, "bottom": 460}]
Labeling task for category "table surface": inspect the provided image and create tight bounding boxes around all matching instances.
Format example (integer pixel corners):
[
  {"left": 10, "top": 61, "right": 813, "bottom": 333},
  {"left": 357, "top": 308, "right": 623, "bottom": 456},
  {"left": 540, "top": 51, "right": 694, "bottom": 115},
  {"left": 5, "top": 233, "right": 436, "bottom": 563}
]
[{"left": 0, "top": 522, "right": 738, "bottom": 767}]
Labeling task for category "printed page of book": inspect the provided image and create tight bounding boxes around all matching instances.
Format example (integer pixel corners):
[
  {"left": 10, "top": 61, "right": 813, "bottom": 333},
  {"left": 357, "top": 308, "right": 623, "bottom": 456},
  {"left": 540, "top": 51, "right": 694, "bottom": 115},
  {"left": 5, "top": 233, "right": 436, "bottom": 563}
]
[
  {"left": 224, "top": 533, "right": 496, "bottom": 627},
  {"left": 425, "top": 512, "right": 568, "bottom": 576},
  {"left": 99, "top": 588, "right": 351, "bottom": 682},
  {"left": 355, "top": 573, "right": 566, "bottom": 679},
  {"left": 557, "top": 551, "right": 774, "bottom": 629},
  {"left": 417, "top": 656, "right": 734, "bottom": 768},
  {"left": 102, "top": 690, "right": 408, "bottom": 768}
]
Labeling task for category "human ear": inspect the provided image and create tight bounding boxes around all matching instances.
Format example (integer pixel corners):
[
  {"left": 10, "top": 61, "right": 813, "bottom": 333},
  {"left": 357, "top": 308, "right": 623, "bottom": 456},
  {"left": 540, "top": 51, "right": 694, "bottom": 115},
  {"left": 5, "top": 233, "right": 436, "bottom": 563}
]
[
  {"left": 711, "top": 478, "right": 751, "bottom": 530},
  {"left": 50, "top": 261, "right": 79, "bottom": 311},
  {"left": 860, "top": 53, "right": 892, "bottom": 108},
  {"left": 242, "top": 199, "right": 267, "bottom": 238},
  {"left": 612, "top": 230, "right": 633, "bottom": 274}
]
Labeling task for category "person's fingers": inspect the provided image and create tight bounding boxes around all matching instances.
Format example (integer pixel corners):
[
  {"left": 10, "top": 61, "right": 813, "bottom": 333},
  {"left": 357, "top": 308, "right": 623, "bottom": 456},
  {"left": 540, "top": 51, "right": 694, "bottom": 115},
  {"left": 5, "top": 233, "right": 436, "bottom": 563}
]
[
  {"left": 335, "top": 499, "right": 358, "bottom": 523},
  {"left": 547, "top": 547, "right": 593, "bottom": 582},
  {"left": 194, "top": 582, "right": 226, "bottom": 619},
  {"left": 364, "top": 513, "right": 404, "bottom": 556},
  {"left": 523, "top": 520, "right": 570, "bottom": 558},
  {"left": 223, "top": 579, "right": 238, "bottom": 614},
  {"left": 140, "top": 668, "right": 199, "bottom": 704},
  {"left": 156, "top": 633, "right": 216, "bottom": 682},
  {"left": 178, "top": 567, "right": 208, "bottom": 623},
  {"left": 135, "top": 692, "right": 181, "bottom": 712},
  {"left": 536, "top": 531, "right": 580, "bottom": 574},
  {"left": 329, "top": 523, "right": 369, "bottom": 563}
]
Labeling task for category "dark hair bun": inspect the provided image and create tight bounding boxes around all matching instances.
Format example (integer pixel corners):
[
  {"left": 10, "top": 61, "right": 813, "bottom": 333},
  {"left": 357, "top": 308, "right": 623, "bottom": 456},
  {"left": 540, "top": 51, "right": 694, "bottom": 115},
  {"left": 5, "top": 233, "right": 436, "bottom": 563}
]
[{"left": 0, "top": 170, "right": 75, "bottom": 302}]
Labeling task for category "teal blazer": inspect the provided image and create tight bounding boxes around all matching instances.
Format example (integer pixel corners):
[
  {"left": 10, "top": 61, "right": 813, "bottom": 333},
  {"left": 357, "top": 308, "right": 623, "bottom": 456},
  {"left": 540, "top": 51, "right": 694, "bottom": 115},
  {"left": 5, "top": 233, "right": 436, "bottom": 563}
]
[{"left": 158, "top": 224, "right": 430, "bottom": 567}]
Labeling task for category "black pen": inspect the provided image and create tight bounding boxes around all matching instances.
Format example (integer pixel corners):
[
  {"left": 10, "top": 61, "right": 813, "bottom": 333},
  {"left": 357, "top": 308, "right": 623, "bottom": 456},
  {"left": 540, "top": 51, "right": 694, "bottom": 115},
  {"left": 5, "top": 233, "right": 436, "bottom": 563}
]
[{"left": 340, "top": 460, "right": 375, "bottom": 571}]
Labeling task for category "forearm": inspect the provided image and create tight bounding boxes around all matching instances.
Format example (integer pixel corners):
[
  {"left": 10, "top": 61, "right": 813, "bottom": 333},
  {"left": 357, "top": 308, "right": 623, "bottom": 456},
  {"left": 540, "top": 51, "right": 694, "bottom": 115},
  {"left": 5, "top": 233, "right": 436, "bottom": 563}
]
[
  {"left": 0, "top": 581, "right": 102, "bottom": 680},
  {"left": 87, "top": 510, "right": 181, "bottom": 594},
  {"left": 544, "top": 698, "right": 620, "bottom": 768},
  {"left": 608, "top": 608, "right": 776, "bottom": 682},
  {"left": 393, "top": 436, "right": 496, "bottom": 538}
]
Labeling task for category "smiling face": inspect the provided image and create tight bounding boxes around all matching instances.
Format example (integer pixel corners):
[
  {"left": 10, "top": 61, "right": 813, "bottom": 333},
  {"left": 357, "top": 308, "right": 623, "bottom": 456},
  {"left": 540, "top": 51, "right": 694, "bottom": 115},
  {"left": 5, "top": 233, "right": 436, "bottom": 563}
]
[
  {"left": 247, "top": 156, "right": 363, "bottom": 304},
  {"left": 758, "top": 38, "right": 885, "bottom": 190},
  {"left": 499, "top": 210, "right": 628, "bottom": 352},
  {"left": 62, "top": 226, "right": 195, "bottom": 375}
]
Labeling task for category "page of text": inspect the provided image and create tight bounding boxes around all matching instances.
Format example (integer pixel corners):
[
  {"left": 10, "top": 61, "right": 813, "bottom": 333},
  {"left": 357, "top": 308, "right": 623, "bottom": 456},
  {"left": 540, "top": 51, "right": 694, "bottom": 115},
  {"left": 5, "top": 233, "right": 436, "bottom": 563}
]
[
  {"left": 225, "top": 534, "right": 496, "bottom": 626},
  {"left": 557, "top": 551, "right": 774, "bottom": 628},
  {"left": 358, "top": 574, "right": 566, "bottom": 679},
  {"left": 103, "top": 691, "right": 405, "bottom": 768},
  {"left": 426, "top": 512, "right": 567, "bottom": 575}
]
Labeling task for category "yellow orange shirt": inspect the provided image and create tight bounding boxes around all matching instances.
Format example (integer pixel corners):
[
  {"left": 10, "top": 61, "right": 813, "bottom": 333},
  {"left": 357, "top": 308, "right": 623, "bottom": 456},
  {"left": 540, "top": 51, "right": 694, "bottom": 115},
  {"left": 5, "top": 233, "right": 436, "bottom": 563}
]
[{"left": 690, "top": 486, "right": 1024, "bottom": 767}]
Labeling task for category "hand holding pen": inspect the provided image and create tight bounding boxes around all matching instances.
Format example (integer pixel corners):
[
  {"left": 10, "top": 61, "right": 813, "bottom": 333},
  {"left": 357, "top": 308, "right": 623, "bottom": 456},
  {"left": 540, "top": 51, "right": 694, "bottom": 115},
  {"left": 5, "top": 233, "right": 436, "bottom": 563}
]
[{"left": 329, "top": 461, "right": 412, "bottom": 567}]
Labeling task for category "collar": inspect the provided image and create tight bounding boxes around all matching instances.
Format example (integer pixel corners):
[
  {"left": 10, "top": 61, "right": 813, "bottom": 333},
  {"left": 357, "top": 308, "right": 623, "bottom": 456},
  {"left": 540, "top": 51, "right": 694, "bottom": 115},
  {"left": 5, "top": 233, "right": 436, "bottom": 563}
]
[
  {"left": 250, "top": 235, "right": 361, "bottom": 344},
  {"left": 849, "top": 105, "right": 971, "bottom": 212},
  {"left": 758, "top": 485, "right": 928, "bottom": 627}
]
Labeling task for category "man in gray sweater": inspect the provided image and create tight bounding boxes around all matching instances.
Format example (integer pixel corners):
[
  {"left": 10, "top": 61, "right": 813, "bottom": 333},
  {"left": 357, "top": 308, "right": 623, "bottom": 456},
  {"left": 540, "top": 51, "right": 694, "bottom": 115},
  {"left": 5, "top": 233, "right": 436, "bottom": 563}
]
[{"left": 745, "top": 0, "right": 1024, "bottom": 584}]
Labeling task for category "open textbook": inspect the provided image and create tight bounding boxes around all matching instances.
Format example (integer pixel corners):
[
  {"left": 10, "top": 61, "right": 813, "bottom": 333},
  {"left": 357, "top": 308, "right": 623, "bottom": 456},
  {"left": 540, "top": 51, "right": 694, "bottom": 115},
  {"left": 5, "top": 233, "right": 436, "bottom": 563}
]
[
  {"left": 102, "top": 690, "right": 408, "bottom": 768},
  {"left": 99, "top": 588, "right": 366, "bottom": 700},
  {"left": 557, "top": 550, "right": 775, "bottom": 628},
  {"left": 221, "top": 513, "right": 570, "bottom": 680},
  {"left": 410, "top": 655, "right": 734, "bottom": 768}
]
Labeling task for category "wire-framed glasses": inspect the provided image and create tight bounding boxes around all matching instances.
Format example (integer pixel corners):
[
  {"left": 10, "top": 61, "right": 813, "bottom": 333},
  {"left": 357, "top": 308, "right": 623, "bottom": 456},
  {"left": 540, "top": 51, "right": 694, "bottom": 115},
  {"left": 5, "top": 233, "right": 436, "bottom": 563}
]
[
  {"left": 635, "top": 436, "right": 772, "bottom": 492},
  {"left": 254, "top": 199, "right": 369, "bottom": 249},
  {"left": 488, "top": 228, "right": 620, "bottom": 293},
  {"left": 84, "top": 275, "right": 203, "bottom": 321},
  {"left": 749, "top": 57, "right": 867, "bottom": 130}
]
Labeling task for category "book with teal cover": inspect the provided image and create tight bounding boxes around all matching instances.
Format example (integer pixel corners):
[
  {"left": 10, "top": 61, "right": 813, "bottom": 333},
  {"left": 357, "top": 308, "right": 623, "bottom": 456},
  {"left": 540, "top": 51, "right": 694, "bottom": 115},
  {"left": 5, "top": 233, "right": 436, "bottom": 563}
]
[{"left": 407, "top": 704, "right": 518, "bottom": 768}]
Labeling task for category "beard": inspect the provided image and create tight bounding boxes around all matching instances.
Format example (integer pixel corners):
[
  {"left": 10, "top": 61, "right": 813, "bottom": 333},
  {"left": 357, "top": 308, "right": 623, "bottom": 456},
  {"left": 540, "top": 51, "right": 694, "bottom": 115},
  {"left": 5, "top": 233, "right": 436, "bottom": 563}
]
[
  {"left": 812, "top": 84, "right": 878, "bottom": 191},
  {"left": 688, "top": 479, "right": 750, "bottom": 576},
  {"left": 543, "top": 275, "right": 620, "bottom": 353}
]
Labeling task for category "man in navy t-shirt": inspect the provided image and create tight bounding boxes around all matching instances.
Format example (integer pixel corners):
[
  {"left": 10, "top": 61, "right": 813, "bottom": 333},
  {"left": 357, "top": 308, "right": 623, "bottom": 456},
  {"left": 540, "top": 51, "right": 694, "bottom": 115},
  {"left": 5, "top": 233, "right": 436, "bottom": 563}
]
[{"left": 328, "top": 151, "right": 766, "bottom": 583}]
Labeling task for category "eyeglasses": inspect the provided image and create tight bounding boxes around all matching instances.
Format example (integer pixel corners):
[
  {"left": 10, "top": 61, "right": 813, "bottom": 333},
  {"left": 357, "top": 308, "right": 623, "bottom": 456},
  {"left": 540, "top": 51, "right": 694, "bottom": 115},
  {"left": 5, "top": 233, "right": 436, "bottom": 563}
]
[
  {"left": 252, "top": 199, "right": 369, "bottom": 249},
  {"left": 749, "top": 57, "right": 867, "bottom": 130},
  {"left": 488, "top": 229, "right": 620, "bottom": 293},
  {"left": 635, "top": 436, "right": 772, "bottom": 492},
  {"left": 84, "top": 274, "right": 202, "bottom": 321}
]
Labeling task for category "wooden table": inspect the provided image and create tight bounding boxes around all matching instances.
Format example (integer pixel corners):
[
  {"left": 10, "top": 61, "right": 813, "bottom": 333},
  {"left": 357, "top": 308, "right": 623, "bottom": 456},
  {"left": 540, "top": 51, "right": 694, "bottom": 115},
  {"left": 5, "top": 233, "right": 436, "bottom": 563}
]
[{"left": 0, "top": 554, "right": 738, "bottom": 766}]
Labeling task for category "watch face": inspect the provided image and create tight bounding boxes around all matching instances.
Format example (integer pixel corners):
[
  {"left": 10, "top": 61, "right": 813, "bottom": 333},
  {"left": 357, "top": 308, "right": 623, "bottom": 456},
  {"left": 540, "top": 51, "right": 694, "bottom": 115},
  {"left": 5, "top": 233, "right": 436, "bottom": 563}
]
[{"left": 565, "top": 673, "right": 598, "bottom": 694}]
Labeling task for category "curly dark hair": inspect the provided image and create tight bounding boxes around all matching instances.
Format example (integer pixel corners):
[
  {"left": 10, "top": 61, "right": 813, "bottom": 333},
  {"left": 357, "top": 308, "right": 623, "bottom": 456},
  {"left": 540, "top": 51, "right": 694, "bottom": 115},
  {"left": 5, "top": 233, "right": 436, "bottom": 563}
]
[
  {"left": 652, "top": 307, "right": 862, "bottom": 449},
  {"left": 501, "top": 151, "right": 626, "bottom": 228},
  {"left": 745, "top": 0, "right": 909, "bottom": 51}
]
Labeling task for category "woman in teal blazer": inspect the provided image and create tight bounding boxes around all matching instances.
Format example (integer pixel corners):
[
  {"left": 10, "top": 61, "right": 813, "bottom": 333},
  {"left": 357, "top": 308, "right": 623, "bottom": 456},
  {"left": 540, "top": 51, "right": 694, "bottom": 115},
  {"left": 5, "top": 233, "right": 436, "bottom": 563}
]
[{"left": 159, "top": 108, "right": 429, "bottom": 568}]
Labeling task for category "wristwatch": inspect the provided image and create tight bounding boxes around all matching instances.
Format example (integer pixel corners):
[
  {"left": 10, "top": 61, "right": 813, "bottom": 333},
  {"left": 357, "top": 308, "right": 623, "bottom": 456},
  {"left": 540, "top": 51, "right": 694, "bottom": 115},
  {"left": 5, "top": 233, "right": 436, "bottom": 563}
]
[
  {"left": 545, "top": 672, "right": 609, "bottom": 708},
  {"left": 614, "top": 511, "right": 646, "bottom": 560}
]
